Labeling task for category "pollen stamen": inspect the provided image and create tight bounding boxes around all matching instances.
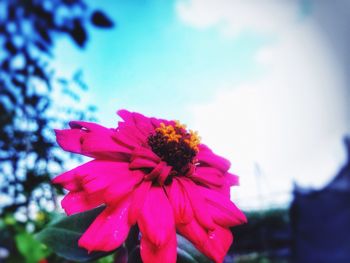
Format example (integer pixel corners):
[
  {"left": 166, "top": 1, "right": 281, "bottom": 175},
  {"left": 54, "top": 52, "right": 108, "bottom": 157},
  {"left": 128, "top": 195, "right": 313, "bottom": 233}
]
[
  {"left": 155, "top": 122, "right": 200, "bottom": 151},
  {"left": 148, "top": 121, "right": 201, "bottom": 175}
]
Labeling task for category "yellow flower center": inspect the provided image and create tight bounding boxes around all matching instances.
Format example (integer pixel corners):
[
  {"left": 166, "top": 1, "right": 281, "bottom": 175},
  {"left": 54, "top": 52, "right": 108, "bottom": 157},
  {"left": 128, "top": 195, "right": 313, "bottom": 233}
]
[
  {"left": 148, "top": 121, "right": 201, "bottom": 175},
  {"left": 155, "top": 121, "right": 200, "bottom": 151}
]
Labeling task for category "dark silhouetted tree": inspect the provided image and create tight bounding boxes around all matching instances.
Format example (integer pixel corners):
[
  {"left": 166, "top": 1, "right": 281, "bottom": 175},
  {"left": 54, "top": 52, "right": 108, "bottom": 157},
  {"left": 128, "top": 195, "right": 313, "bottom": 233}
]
[{"left": 0, "top": 0, "right": 114, "bottom": 220}]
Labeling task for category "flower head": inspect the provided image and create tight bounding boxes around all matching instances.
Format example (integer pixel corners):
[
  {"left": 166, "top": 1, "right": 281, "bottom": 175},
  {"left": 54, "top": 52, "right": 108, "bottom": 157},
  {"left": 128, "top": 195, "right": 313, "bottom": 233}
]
[{"left": 53, "top": 110, "right": 247, "bottom": 263}]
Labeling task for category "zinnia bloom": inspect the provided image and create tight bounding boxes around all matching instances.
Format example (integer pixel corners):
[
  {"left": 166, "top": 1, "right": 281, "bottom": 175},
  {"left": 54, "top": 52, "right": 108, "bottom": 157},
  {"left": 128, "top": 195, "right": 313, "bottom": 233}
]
[{"left": 53, "top": 110, "right": 247, "bottom": 263}]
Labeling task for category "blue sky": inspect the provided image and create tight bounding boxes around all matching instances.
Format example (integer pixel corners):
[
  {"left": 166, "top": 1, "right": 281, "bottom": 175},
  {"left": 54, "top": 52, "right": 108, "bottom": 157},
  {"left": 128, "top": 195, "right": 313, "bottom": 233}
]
[
  {"left": 53, "top": 0, "right": 350, "bottom": 210},
  {"left": 54, "top": 0, "right": 267, "bottom": 124}
]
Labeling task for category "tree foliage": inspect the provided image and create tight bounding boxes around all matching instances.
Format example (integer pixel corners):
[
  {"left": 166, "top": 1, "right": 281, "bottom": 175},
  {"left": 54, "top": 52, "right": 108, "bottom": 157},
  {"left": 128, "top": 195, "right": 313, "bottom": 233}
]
[{"left": 0, "top": 0, "right": 113, "bottom": 220}]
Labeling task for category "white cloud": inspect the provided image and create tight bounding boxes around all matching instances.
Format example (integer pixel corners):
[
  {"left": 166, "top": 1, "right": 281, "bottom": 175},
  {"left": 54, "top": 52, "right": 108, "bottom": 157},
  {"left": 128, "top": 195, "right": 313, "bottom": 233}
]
[
  {"left": 176, "top": 0, "right": 298, "bottom": 36},
  {"left": 178, "top": 0, "right": 350, "bottom": 209}
]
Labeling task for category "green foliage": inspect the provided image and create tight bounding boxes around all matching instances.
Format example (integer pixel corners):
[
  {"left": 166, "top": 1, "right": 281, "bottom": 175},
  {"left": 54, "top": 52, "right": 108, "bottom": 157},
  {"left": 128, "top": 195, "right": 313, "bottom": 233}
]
[
  {"left": 95, "top": 255, "right": 115, "bottom": 263},
  {"left": 36, "top": 206, "right": 113, "bottom": 262},
  {"left": 177, "top": 248, "right": 198, "bottom": 263},
  {"left": 177, "top": 235, "right": 210, "bottom": 263},
  {"left": 15, "top": 232, "right": 50, "bottom": 263},
  {"left": 231, "top": 208, "right": 291, "bottom": 262},
  {"left": 0, "top": 1, "right": 115, "bottom": 261},
  {"left": 36, "top": 206, "right": 211, "bottom": 262},
  {"left": 0, "top": 0, "right": 113, "bottom": 220},
  {"left": 0, "top": 213, "right": 51, "bottom": 263}
]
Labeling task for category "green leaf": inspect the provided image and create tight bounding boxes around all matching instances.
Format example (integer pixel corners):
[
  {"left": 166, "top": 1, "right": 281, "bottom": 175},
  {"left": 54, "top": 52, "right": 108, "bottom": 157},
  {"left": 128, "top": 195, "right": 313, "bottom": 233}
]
[
  {"left": 36, "top": 206, "right": 211, "bottom": 262},
  {"left": 36, "top": 206, "right": 113, "bottom": 262},
  {"left": 177, "top": 247, "right": 198, "bottom": 263},
  {"left": 177, "top": 234, "right": 211, "bottom": 263},
  {"left": 94, "top": 254, "right": 115, "bottom": 263},
  {"left": 15, "top": 232, "right": 50, "bottom": 263}
]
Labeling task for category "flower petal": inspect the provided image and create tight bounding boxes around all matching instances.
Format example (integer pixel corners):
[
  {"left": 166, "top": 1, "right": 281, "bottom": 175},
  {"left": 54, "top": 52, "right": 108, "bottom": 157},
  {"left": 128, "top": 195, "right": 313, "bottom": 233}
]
[
  {"left": 117, "top": 110, "right": 154, "bottom": 136},
  {"left": 54, "top": 129, "right": 82, "bottom": 155},
  {"left": 210, "top": 204, "right": 245, "bottom": 228},
  {"left": 128, "top": 180, "right": 152, "bottom": 225},
  {"left": 61, "top": 191, "right": 103, "bottom": 216},
  {"left": 197, "top": 144, "right": 231, "bottom": 172},
  {"left": 78, "top": 199, "right": 131, "bottom": 252},
  {"left": 226, "top": 172, "right": 239, "bottom": 186},
  {"left": 55, "top": 121, "right": 131, "bottom": 159},
  {"left": 205, "top": 226, "right": 233, "bottom": 263},
  {"left": 55, "top": 160, "right": 133, "bottom": 194},
  {"left": 179, "top": 179, "right": 215, "bottom": 230},
  {"left": 201, "top": 187, "right": 247, "bottom": 227},
  {"left": 150, "top": 117, "right": 174, "bottom": 128},
  {"left": 177, "top": 218, "right": 208, "bottom": 249},
  {"left": 132, "top": 147, "right": 161, "bottom": 163},
  {"left": 118, "top": 121, "right": 147, "bottom": 143},
  {"left": 165, "top": 178, "right": 193, "bottom": 225},
  {"left": 52, "top": 169, "right": 82, "bottom": 191},
  {"left": 138, "top": 186, "right": 175, "bottom": 247},
  {"left": 103, "top": 170, "right": 144, "bottom": 204},
  {"left": 218, "top": 172, "right": 240, "bottom": 196},
  {"left": 177, "top": 220, "right": 233, "bottom": 263},
  {"left": 129, "top": 158, "right": 158, "bottom": 170},
  {"left": 79, "top": 161, "right": 131, "bottom": 194},
  {"left": 132, "top": 112, "right": 155, "bottom": 135},
  {"left": 117, "top": 109, "right": 134, "bottom": 124},
  {"left": 140, "top": 232, "right": 177, "bottom": 263},
  {"left": 189, "top": 166, "right": 224, "bottom": 188},
  {"left": 112, "top": 129, "right": 141, "bottom": 148}
]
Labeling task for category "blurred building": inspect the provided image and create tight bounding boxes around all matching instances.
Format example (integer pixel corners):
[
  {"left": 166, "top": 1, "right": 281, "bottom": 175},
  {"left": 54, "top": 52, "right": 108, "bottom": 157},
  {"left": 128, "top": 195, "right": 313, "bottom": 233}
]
[{"left": 291, "top": 138, "right": 350, "bottom": 263}]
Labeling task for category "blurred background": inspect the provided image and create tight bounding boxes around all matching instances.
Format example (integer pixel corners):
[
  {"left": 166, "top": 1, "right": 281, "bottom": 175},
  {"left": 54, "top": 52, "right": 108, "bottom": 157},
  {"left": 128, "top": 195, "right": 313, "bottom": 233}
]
[{"left": 1, "top": 0, "right": 350, "bottom": 262}]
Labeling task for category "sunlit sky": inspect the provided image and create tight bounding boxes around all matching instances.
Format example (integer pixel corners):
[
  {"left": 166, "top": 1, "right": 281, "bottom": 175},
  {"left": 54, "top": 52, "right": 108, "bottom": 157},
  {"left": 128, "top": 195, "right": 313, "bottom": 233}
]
[{"left": 53, "top": 0, "right": 350, "bottom": 210}]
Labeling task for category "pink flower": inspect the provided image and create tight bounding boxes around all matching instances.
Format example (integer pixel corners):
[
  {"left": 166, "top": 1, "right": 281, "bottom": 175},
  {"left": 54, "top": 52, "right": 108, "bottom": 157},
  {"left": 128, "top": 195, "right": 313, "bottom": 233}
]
[{"left": 53, "top": 110, "right": 247, "bottom": 263}]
